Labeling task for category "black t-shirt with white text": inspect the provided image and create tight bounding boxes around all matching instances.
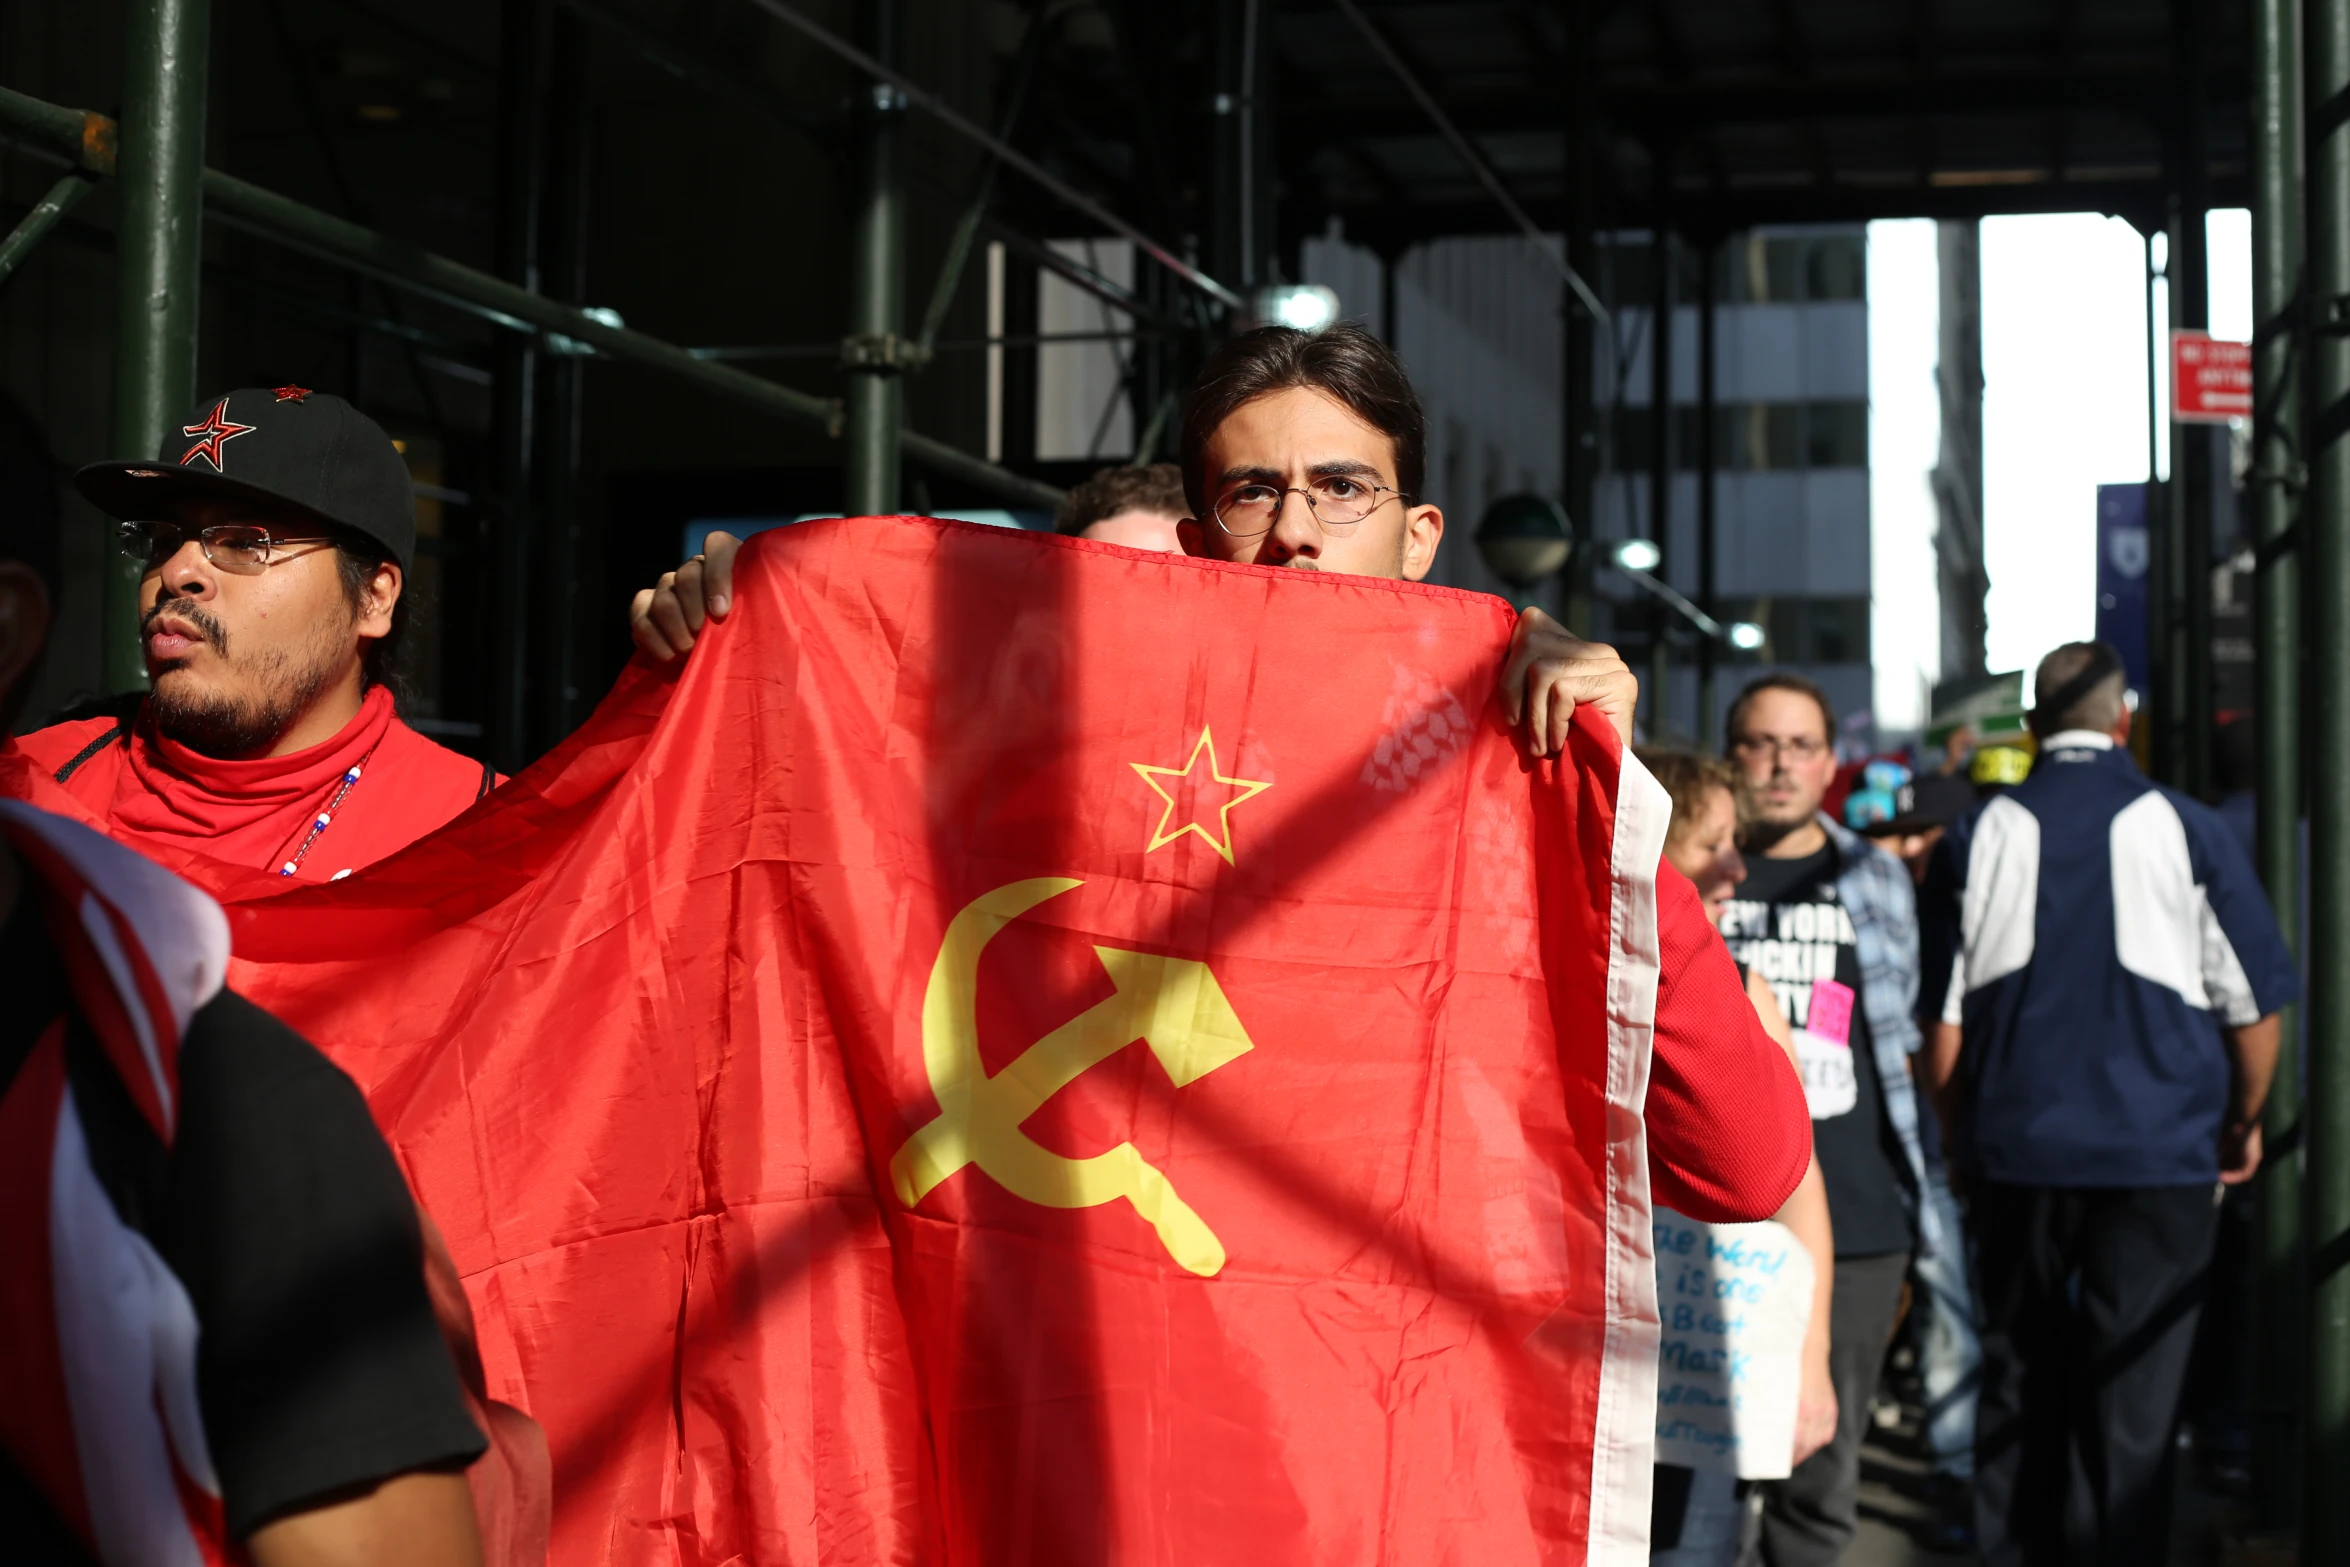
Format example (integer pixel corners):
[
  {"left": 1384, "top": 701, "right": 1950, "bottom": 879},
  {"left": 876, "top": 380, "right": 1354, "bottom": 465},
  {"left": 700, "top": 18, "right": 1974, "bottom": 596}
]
[{"left": 1723, "top": 841, "right": 1915, "bottom": 1258}]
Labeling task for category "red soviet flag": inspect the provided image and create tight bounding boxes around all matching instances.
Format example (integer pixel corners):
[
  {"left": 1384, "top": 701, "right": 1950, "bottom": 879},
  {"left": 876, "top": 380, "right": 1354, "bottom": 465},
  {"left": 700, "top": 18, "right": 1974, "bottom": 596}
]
[{"left": 220, "top": 517, "right": 1673, "bottom": 1565}]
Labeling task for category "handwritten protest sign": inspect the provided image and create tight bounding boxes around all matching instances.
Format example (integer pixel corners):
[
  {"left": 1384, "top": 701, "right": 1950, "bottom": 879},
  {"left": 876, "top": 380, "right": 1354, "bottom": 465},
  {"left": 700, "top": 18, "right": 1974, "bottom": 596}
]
[{"left": 1652, "top": 1211, "right": 1816, "bottom": 1479}]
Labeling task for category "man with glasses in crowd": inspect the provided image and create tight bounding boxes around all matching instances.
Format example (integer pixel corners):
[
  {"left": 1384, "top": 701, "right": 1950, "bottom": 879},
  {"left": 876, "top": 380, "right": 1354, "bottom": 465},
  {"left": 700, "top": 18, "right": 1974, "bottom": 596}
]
[
  {"left": 20, "top": 387, "right": 496, "bottom": 880},
  {"left": 1720, "top": 672, "right": 1936, "bottom": 1567},
  {"left": 633, "top": 322, "right": 1816, "bottom": 1227}
]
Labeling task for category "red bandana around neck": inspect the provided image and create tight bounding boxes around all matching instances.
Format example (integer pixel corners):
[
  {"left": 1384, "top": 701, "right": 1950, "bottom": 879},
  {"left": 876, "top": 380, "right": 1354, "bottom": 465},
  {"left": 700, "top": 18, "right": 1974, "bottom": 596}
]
[{"left": 114, "top": 684, "right": 395, "bottom": 872}]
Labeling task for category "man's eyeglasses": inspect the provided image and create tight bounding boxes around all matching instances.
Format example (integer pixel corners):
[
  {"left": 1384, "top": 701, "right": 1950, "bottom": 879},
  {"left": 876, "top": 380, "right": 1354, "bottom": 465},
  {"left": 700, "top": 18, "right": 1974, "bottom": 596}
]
[
  {"left": 1731, "top": 734, "right": 1829, "bottom": 764},
  {"left": 117, "top": 520, "right": 339, "bottom": 577},
  {"left": 1211, "top": 476, "right": 1406, "bottom": 539}
]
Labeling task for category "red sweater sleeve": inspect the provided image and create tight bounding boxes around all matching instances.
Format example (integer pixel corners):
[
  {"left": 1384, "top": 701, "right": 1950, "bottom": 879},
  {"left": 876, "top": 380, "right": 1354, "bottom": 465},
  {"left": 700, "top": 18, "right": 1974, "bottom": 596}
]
[{"left": 1644, "top": 860, "right": 1812, "bottom": 1221}]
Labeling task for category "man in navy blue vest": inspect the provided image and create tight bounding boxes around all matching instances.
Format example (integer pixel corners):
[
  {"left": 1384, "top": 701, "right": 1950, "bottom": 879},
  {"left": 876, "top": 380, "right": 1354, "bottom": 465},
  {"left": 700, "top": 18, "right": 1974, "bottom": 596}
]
[{"left": 1921, "top": 640, "right": 2295, "bottom": 1565}]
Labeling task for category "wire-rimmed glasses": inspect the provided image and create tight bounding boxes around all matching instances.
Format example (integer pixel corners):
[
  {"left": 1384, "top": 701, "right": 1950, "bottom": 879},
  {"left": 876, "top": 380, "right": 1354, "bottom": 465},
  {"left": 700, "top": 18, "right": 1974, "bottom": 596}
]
[
  {"left": 1210, "top": 475, "right": 1406, "bottom": 539},
  {"left": 117, "top": 520, "right": 339, "bottom": 577}
]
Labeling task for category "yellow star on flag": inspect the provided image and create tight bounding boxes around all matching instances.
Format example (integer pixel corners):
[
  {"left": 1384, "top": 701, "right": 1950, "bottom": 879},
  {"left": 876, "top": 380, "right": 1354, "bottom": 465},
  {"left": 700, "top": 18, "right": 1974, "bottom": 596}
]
[{"left": 1130, "top": 726, "right": 1271, "bottom": 864}]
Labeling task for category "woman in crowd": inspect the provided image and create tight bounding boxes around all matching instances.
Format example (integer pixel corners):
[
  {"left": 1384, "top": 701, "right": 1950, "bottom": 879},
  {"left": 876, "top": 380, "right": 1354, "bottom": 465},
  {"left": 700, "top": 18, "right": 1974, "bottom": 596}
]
[{"left": 1642, "top": 750, "right": 1838, "bottom": 1565}]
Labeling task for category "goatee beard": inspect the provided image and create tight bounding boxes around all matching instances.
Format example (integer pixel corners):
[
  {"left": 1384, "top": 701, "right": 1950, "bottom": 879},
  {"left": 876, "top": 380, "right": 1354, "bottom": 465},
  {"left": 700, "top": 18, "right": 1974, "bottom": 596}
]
[
  {"left": 147, "top": 602, "right": 349, "bottom": 759},
  {"left": 151, "top": 655, "right": 340, "bottom": 758}
]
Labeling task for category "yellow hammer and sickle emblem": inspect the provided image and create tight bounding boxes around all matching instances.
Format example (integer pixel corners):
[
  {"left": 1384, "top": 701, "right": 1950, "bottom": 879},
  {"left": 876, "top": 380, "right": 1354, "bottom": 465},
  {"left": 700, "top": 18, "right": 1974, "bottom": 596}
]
[{"left": 889, "top": 878, "right": 1255, "bottom": 1277}]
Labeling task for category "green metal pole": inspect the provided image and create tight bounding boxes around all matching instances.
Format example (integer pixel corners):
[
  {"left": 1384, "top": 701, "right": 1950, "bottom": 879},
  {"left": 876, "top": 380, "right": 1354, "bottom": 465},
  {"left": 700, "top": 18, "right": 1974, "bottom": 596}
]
[
  {"left": 844, "top": 0, "right": 905, "bottom": 517},
  {"left": 1647, "top": 172, "right": 1673, "bottom": 741},
  {"left": 0, "top": 171, "right": 97, "bottom": 287},
  {"left": 490, "top": 0, "right": 544, "bottom": 772},
  {"left": 1558, "top": 0, "right": 1598, "bottom": 643},
  {"left": 1697, "top": 235, "right": 1719, "bottom": 750},
  {"left": 2178, "top": 0, "right": 2217, "bottom": 801},
  {"left": 2306, "top": 0, "right": 2350, "bottom": 1554},
  {"left": 2250, "top": 0, "right": 2305, "bottom": 1534},
  {"left": 108, "top": 0, "right": 210, "bottom": 696},
  {"left": 2146, "top": 226, "right": 2172, "bottom": 783}
]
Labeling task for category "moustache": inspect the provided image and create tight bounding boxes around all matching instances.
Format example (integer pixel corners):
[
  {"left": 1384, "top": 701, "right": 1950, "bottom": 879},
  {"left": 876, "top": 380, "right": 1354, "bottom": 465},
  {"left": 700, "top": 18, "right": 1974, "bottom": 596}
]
[{"left": 141, "top": 597, "right": 228, "bottom": 655}]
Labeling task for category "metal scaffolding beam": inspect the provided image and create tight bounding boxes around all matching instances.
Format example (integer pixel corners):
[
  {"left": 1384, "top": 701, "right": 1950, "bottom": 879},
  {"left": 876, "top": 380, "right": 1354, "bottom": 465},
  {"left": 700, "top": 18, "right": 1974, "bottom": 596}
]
[
  {"left": 1326, "top": 0, "right": 1606, "bottom": 324},
  {"left": 739, "top": 0, "right": 1241, "bottom": 312},
  {"left": 2308, "top": 0, "right": 2350, "bottom": 1553},
  {"left": 108, "top": 0, "right": 211, "bottom": 695},
  {"left": 844, "top": 0, "right": 906, "bottom": 516},
  {"left": 0, "top": 85, "right": 1065, "bottom": 515},
  {"left": 0, "top": 171, "right": 96, "bottom": 287},
  {"left": 2175, "top": 0, "right": 2216, "bottom": 800},
  {"left": 2249, "top": 0, "right": 2305, "bottom": 1533}
]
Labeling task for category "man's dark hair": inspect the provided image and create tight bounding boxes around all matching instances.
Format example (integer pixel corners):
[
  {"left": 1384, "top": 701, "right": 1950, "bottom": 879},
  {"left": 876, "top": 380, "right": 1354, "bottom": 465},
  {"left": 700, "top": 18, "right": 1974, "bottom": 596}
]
[
  {"left": 1056, "top": 462, "right": 1190, "bottom": 535},
  {"left": 1178, "top": 323, "right": 1426, "bottom": 516},
  {"left": 1724, "top": 672, "right": 1838, "bottom": 750},
  {"left": 2030, "top": 640, "right": 2126, "bottom": 736},
  {"left": 332, "top": 534, "right": 410, "bottom": 700}
]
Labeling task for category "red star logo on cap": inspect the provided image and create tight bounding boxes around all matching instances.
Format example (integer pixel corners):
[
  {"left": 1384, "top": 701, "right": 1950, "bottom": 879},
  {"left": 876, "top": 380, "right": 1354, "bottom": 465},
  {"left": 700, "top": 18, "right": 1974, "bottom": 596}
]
[
  {"left": 179, "top": 399, "right": 257, "bottom": 472},
  {"left": 272, "top": 385, "right": 311, "bottom": 403}
]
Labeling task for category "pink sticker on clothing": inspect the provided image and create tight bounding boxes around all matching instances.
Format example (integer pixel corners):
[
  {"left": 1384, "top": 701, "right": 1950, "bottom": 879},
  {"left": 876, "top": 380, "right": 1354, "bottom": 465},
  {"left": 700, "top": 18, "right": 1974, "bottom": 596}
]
[{"left": 1805, "top": 977, "right": 1855, "bottom": 1046}]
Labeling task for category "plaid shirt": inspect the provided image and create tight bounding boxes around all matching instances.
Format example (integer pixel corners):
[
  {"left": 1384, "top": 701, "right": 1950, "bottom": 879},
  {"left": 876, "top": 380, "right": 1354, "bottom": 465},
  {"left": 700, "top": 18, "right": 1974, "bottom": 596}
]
[{"left": 1819, "top": 813, "right": 1940, "bottom": 1256}]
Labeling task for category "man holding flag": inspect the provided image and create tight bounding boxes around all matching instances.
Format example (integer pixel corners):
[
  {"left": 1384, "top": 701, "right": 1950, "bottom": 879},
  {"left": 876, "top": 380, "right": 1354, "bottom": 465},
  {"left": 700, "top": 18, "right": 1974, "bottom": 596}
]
[
  {"left": 19, "top": 388, "right": 495, "bottom": 881},
  {"left": 19, "top": 326, "right": 1815, "bottom": 1564},
  {"left": 637, "top": 323, "right": 1814, "bottom": 1227}
]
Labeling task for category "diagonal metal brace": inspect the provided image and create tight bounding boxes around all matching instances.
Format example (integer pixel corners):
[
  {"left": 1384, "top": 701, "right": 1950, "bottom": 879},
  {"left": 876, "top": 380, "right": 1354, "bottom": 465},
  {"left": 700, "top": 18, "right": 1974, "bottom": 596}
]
[{"left": 0, "top": 170, "right": 98, "bottom": 288}]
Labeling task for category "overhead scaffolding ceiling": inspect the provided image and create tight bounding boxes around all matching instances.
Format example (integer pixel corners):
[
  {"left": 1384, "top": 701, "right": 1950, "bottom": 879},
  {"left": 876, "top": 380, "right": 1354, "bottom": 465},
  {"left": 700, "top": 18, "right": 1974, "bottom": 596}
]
[
  {"left": 0, "top": 0, "right": 2257, "bottom": 762},
  {"left": 1279, "top": 0, "right": 2248, "bottom": 246}
]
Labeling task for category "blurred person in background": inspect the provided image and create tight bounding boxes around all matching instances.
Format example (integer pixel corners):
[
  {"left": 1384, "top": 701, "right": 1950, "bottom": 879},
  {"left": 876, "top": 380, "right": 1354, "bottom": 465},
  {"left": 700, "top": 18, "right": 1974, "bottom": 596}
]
[
  {"left": 1642, "top": 748, "right": 1836, "bottom": 1567},
  {"left": 1053, "top": 461, "right": 1187, "bottom": 551},
  {"left": 1853, "top": 768, "right": 1983, "bottom": 1548},
  {"left": 1862, "top": 772, "right": 1976, "bottom": 888},
  {"left": 1724, "top": 673, "right": 1937, "bottom": 1567},
  {"left": 1920, "top": 640, "right": 2295, "bottom": 1564}
]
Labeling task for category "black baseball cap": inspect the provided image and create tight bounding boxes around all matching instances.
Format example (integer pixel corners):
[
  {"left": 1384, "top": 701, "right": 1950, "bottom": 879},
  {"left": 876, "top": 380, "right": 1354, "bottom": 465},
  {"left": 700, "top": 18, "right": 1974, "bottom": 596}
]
[
  {"left": 1858, "top": 771, "right": 1977, "bottom": 839},
  {"left": 74, "top": 386, "right": 417, "bottom": 569}
]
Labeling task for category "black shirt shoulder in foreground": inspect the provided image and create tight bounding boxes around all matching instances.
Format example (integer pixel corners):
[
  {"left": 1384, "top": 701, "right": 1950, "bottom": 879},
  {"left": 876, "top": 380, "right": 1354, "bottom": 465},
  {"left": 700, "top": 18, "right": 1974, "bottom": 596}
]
[
  {"left": 168, "top": 988, "right": 487, "bottom": 1536},
  {"left": 2, "top": 878, "right": 483, "bottom": 1544}
]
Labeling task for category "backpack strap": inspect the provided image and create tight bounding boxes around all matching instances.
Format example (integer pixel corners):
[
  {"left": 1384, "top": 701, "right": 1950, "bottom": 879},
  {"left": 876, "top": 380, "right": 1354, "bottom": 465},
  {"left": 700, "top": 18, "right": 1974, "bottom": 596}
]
[{"left": 52, "top": 727, "right": 124, "bottom": 786}]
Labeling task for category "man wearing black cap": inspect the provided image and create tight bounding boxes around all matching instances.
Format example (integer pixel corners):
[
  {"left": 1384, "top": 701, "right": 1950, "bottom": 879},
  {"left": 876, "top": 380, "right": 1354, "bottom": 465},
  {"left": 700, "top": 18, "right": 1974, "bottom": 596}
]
[{"left": 19, "top": 387, "right": 494, "bottom": 881}]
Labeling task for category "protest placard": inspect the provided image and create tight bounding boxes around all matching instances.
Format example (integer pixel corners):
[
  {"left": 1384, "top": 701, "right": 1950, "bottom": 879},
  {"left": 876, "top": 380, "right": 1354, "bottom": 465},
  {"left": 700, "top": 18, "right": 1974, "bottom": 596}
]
[{"left": 1652, "top": 1211, "right": 1816, "bottom": 1479}]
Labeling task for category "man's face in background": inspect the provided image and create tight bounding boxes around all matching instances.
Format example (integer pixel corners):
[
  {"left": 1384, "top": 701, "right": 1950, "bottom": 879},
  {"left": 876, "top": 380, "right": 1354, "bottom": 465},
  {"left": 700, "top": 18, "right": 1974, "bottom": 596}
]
[
  {"left": 1730, "top": 688, "right": 1837, "bottom": 836},
  {"left": 1079, "top": 509, "right": 1184, "bottom": 553}
]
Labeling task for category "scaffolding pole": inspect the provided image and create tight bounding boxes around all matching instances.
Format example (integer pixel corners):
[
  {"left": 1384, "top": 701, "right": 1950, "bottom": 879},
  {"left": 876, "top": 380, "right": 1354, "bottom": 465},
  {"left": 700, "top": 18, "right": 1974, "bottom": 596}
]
[
  {"left": 108, "top": 0, "right": 211, "bottom": 696},
  {"left": 535, "top": 6, "right": 591, "bottom": 753},
  {"left": 0, "top": 87, "right": 1065, "bottom": 515},
  {"left": 1697, "top": 236, "right": 1718, "bottom": 749},
  {"left": 489, "top": 0, "right": 546, "bottom": 772},
  {"left": 2175, "top": 0, "right": 2216, "bottom": 798},
  {"left": 2250, "top": 0, "right": 2305, "bottom": 1533},
  {"left": 844, "top": 0, "right": 905, "bottom": 517},
  {"left": 1646, "top": 179, "right": 1673, "bottom": 741},
  {"left": 2307, "top": 0, "right": 2350, "bottom": 1554}
]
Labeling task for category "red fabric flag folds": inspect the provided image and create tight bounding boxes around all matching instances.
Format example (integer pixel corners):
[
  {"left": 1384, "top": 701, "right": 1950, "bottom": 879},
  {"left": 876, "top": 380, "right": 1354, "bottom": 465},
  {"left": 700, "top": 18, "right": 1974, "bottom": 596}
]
[{"left": 218, "top": 518, "right": 1670, "bottom": 1565}]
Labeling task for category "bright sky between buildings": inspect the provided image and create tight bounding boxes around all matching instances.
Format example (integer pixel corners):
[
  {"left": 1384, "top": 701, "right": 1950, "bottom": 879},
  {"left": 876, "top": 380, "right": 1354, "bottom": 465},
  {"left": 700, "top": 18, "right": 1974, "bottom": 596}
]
[{"left": 1867, "top": 210, "right": 2252, "bottom": 736}]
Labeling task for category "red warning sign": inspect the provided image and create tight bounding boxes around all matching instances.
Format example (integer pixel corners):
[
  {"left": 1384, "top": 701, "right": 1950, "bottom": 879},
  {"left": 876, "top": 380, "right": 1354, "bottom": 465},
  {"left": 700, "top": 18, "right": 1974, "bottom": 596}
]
[{"left": 2171, "top": 330, "right": 2252, "bottom": 423}]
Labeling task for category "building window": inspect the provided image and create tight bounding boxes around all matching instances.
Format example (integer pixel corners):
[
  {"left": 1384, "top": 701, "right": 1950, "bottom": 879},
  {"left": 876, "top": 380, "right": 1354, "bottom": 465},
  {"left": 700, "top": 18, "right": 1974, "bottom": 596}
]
[
  {"left": 1723, "top": 233, "right": 1867, "bottom": 304},
  {"left": 1610, "top": 402, "right": 1869, "bottom": 472},
  {"left": 1713, "top": 597, "right": 1873, "bottom": 663},
  {"left": 1601, "top": 231, "right": 1867, "bottom": 306}
]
